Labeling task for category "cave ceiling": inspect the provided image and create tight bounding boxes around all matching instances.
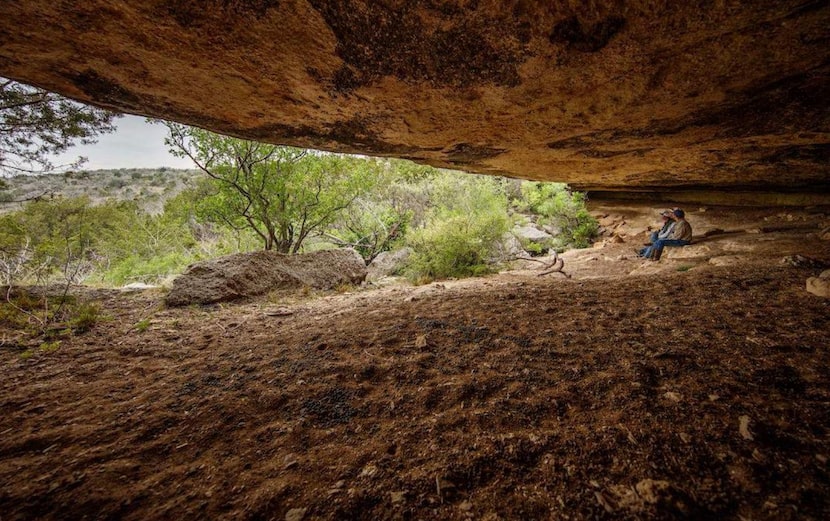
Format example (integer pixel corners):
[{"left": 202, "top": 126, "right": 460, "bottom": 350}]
[{"left": 0, "top": 0, "right": 828, "bottom": 195}]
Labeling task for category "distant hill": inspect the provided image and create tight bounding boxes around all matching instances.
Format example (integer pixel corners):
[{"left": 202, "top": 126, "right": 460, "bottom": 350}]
[{"left": 0, "top": 168, "right": 202, "bottom": 214}]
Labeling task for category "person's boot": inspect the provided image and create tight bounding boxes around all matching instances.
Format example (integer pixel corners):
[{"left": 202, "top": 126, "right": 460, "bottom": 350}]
[{"left": 650, "top": 249, "right": 661, "bottom": 261}]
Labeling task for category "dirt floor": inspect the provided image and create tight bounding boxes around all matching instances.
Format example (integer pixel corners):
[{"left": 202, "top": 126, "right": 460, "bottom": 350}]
[{"left": 1, "top": 204, "right": 829, "bottom": 520}]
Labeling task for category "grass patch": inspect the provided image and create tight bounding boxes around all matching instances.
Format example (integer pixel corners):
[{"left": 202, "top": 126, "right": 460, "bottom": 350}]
[
  {"left": 39, "top": 340, "right": 61, "bottom": 352},
  {"left": 1, "top": 289, "right": 101, "bottom": 337},
  {"left": 134, "top": 318, "right": 151, "bottom": 333},
  {"left": 70, "top": 303, "right": 100, "bottom": 333}
]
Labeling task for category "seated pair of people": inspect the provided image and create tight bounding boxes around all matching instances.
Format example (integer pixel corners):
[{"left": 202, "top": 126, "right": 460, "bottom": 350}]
[{"left": 638, "top": 208, "right": 692, "bottom": 261}]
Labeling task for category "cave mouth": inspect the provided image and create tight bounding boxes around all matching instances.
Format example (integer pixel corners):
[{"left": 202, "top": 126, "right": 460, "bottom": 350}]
[{"left": 1, "top": 3, "right": 830, "bottom": 518}]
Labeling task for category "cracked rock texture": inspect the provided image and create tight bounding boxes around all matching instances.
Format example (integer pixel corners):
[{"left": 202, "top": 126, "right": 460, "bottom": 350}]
[
  {"left": 165, "top": 249, "right": 367, "bottom": 306},
  {"left": 0, "top": 1, "right": 827, "bottom": 196}
]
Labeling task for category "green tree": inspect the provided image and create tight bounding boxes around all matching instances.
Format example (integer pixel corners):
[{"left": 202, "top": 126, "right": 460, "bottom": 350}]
[
  {"left": 0, "top": 197, "right": 109, "bottom": 284},
  {"left": 0, "top": 78, "right": 119, "bottom": 175},
  {"left": 324, "top": 158, "right": 439, "bottom": 263},
  {"left": 164, "top": 123, "right": 378, "bottom": 253}
]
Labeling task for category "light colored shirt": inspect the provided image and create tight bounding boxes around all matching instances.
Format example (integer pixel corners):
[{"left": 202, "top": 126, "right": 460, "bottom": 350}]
[{"left": 657, "top": 221, "right": 676, "bottom": 240}]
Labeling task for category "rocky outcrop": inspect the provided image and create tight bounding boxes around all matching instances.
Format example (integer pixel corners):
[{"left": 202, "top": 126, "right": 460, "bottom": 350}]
[
  {"left": 165, "top": 249, "right": 366, "bottom": 306},
  {"left": 0, "top": 2, "right": 828, "bottom": 200}
]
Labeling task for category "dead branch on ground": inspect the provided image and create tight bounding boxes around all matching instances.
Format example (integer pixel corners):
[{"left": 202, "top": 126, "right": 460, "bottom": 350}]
[{"left": 509, "top": 251, "right": 571, "bottom": 278}]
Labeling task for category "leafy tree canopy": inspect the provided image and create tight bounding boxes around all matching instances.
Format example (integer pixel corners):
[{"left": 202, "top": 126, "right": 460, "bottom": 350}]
[
  {"left": 164, "top": 123, "right": 380, "bottom": 253},
  {"left": 0, "top": 78, "right": 118, "bottom": 176}
]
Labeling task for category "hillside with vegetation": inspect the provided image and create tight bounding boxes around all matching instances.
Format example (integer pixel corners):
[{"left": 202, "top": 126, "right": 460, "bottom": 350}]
[{"left": 0, "top": 168, "right": 199, "bottom": 214}]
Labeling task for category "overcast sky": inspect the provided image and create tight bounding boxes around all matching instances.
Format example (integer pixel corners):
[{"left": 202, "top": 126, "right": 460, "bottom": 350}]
[{"left": 53, "top": 115, "right": 196, "bottom": 171}]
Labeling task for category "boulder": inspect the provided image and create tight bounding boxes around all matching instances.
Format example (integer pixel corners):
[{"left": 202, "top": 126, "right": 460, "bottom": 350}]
[
  {"left": 165, "top": 249, "right": 366, "bottom": 306},
  {"left": 512, "top": 224, "right": 554, "bottom": 245},
  {"left": 366, "top": 248, "right": 412, "bottom": 281},
  {"left": 120, "top": 282, "right": 158, "bottom": 292},
  {"left": 806, "top": 269, "right": 830, "bottom": 298},
  {"left": 541, "top": 224, "right": 563, "bottom": 237},
  {"left": 487, "top": 233, "right": 526, "bottom": 263}
]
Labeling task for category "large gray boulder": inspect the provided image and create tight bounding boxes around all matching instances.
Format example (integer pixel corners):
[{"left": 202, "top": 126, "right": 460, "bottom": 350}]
[
  {"left": 512, "top": 224, "right": 553, "bottom": 244},
  {"left": 488, "top": 233, "right": 526, "bottom": 263},
  {"left": 366, "top": 248, "right": 412, "bottom": 281},
  {"left": 166, "top": 249, "right": 366, "bottom": 306}
]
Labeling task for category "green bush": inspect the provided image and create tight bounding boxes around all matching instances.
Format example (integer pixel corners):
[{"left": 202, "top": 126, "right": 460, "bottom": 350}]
[
  {"left": 107, "top": 178, "right": 127, "bottom": 189},
  {"left": 405, "top": 174, "right": 510, "bottom": 281},
  {"left": 519, "top": 238, "right": 547, "bottom": 256},
  {"left": 134, "top": 318, "right": 151, "bottom": 332},
  {"left": 70, "top": 302, "right": 100, "bottom": 332},
  {"left": 101, "top": 250, "right": 197, "bottom": 285},
  {"left": 0, "top": 290, "right": 99, "bottom": 338},
  {"left": 518, "top": 182, "right": 598, "bottom": 250}
]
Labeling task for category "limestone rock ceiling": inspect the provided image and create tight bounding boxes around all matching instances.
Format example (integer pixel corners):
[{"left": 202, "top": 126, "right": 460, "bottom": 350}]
[{"left": 0, "top": 0, "right": 828, "bottom": 193}]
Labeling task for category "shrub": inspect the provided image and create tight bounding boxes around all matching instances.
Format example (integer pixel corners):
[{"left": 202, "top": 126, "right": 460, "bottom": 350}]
[
  {"left": 519, "top": 182, "right": 598, "bottom": 250},
  {"left": 0, "top": 290, "right": 99, "bottom": 338},
  {"left": 134, "top": 318, "right": 151, "bottom": 332},
  {"left": 107, "top": 178, "right": 127, "bottom": 189},
  {"left": 405, "top": 174, "right": 510, "bottom": 280},
  {"left": 39, "top": 340, "right": 61, "bottom": 352},
  {"left": 101, "top": 251, "right": 197, "bottom": 286},
  {"left": 519, "top": 238, "right": 547, "bottom": 256}
]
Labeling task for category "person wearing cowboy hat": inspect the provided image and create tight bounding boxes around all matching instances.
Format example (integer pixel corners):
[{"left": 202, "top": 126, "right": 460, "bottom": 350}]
[
  {"left": 637, "top": 209, "right": 676, "bottom": 257},
  {"left": 642, "top": 208, "right": 693, "bottom": 261}
]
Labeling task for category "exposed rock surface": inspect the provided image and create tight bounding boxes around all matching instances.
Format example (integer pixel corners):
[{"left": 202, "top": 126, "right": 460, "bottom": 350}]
[
  {"left": 0, "top": 2, "right": 828, "bottom": 199},
  {"left": 165, "top": 249, "right": 366, "bottom": 306},
  {"left": 512, "top": 224, "right": 553, "bottom": 245},
  {"left": 366, "top": 248, "right": 412, "bottom": 281},
  {"left": 806, "top": 269, "right": 830, "bottom": 298},
  {"left": 491, "top": 233, "right": 526, "bottom": 263}
]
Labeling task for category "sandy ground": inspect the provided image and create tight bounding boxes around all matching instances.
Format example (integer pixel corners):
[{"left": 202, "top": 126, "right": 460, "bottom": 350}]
[{"left": 1, "top": 204, "right": 829, "bottom": 520}]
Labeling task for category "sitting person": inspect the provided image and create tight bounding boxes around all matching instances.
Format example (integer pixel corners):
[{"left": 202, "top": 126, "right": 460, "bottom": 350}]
[
  {"left": 638, "top": 210, "right": 675, "bottom": 257},
  {"left": 642, "top": 208, "right": 692, "bottom": 261}
]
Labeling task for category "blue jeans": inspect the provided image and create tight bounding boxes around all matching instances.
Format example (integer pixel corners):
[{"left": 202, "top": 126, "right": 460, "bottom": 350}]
[
  {"left": 638, "top": 231, "right": 661, "bottom": 257},
  {"left": 643, "top": 239, "right": 689, "bottom": 260}
]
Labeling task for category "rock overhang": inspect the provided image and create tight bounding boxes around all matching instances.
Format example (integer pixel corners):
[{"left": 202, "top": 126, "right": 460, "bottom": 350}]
[{"left": 0, "top": 0, "right": 827, "bottom": 199}]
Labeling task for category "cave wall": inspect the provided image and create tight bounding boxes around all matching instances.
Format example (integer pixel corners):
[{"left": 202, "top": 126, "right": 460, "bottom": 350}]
[{"left": 0, "top": 0, "right": 828, "bottom": 196}]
